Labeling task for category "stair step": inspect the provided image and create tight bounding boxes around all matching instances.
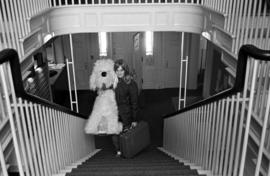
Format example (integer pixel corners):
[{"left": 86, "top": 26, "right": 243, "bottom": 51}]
[
  {"left": 73, "top": 165, "right": 190, "bottom": 171},
  {"left": 84, "top": 159, "right": 179, "bottom": 164},
  {"left": 78, "top": 162, "right": 183, "bottom": 168},
  {"left": 66, "top": 169, "right": 198, "bottom": 176},
  {"left": 67, "top": 148, "right": 201, "bottom": 176}
]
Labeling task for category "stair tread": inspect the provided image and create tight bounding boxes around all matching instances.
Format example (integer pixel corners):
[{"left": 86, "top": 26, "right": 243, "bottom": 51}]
[{"left": 67, "top": 148, "right": 201, "bottom": 176}]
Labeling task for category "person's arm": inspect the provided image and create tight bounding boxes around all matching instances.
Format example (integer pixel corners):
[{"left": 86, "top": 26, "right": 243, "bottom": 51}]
[{"left": 129, "top": 80, "right": 139, "bottom": 124}]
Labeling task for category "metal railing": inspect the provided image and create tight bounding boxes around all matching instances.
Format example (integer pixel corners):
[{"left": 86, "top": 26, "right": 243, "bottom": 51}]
[
  {"left": 0, "top": 49, "right": 95, "bottom": 176},
  {"left": 203, "top": 0, "right": 270, "bottom": 53},
  {"left": 1, "top": 0, "right": 268, "bottom": 60},
  {"left": 163, "top": 45, "right": 270, "bottom": 176}
]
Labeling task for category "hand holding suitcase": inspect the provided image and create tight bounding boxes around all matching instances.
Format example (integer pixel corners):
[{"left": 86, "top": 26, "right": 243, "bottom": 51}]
[{"left": 119, "top": 121, "right": 150, "bottom": 158}]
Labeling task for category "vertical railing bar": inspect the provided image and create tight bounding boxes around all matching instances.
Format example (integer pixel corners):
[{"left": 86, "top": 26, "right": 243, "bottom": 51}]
[
  {"left": 63, "top": 112, "right": 70, "bottom": 165},
  {"left": 0, "top": 64, "right": 25, "bottom": 176},
  {"left": 49, "top": 0, "right": 52, "bottom": 7},
  {"left": 264, "top": 21, "right": 270, "bottom": 49},
  {"left": 64, "top": 113, "right": 71, "bottom": 165},
  {"left": 191, "top": 110, "right": 196, "bottom": 163},
  {"left": 224, "top": 0, "right": 230, "bottom": 28},
  {"left": 1, "top": 0, "right": 13, "bottom": 48},
  {"left": 13, "top": 98, "right": 30, "bottom": 176},
  {"left": 69, "top": 115, "right": 75, "bottom": 163},
  {"left": 218, "top": 97, "right": 230, "bottom": 174},
  {"left": 47, "top": 107, "right": 57, "bottom": 173},
  {"left": 221, "top": 0, "right": 226, "bottom": 14},
  {"left": 18, "top": 0, "right": 28, "bottom": 36},
  {"left": 195, "top": 107, "right": 201, "bottom": 164},
  {"left": 78, "top": 118, "right": 82, "bottom": 160},
  {"left": 238, "top": 0, "right": 249, "bottom": 46},
  {"left": 204, "top": 103, "right": 211, "bottom": 169},
  {"left": 24, "top": 100, "right": 40, "bottom": 176},
  {"left": 248, "top": 0, "right": 258, "bottom": 44},
  {"left": 186, "top": 111, "right": 191, "bottom": 160},
  {"left": 225, "top": 0, "right": 234, "bottom": 31},
  {"left": 258, "top": 4, "right": 267, "bottom": 48},
  {"left": 243, "top": 0, "right": 253, "bottom": 44},
  {"left": 232, "top": 59, "right": 252, "bottom": 176},
  {"left": 33, "top": 104, "right": 46, "bottom": 176},
  {"left": 200, "top": 105, "right": 207, "bottom": 166},
  {"left": 58, "top": 111, "right": 65, "bottom": 168},
  {"left": 193, "top": 109, "right": 197, "bottom": 163},
  {"left": 254, "top": 64, "right": 270, "bottom": 176},
  {"left": 53, "top": 0, "right": 57, "bottom": 7},
  {"left": 215, "top": 99, "right": 225, "bottom": 173},
  {"left": 41, "top": 0, "right": 45, "bottom": 10},
  {"left": 0, "top": 10, "right": 8, "bottom": 49},
  {"left": 22, "top": 0, "right": 31, "bottom": 32},
  {"left": 27, "top": 0, "right": 34, "bottom": 17},
  {"left": 56, "top": 110, "right": 65, "bottom": 169},
  {"left": 199, "top": 106, "right": 206, "bottom": 166},
  {"left": 222, "top": 96, "right": 235, "bottom": 176},
  {"left": 79, "top": 119, "right": 84, "bottom": 158},
  {"left": 254, "top": 63, "right": 264, "bottom": 115},
  {"left": 52, "top": 109, "right": 61, "bottom": 170},
  {"left": 234, "top": 0, "right": 245, "bottom": 52},
  {"left": 259, "top": 63, "right": 270, "bottom": 118},
  {"left": 19, "top": 99, "right": 35, "bottom": 176},
  {"left": 179, "top": 32, "right": 184, "bottom": 109},
  {"left": 208, "top": 102, "right": 216, "bottom": 170},
  {"left": 37, "top": 0, "right": 42, "bottom": 12},
  {"left": 184, "top": 115, "right": 188, "bottom": 158},
  {"left": 45, "top": 107, "right": 55, "bottom": 174},
  {"left": 59, "top": 112, "right": 66, "bottom": 166},
  {"left": 66, "top": 59, "right": 74, "bottom": 111},
  {"left": 52, "top": 109, "right": 61, "bottom": 172},
  {"left": 184, "top": 56, "right": 188, "bottom": 107},
  {"left": 228, "top": 0, "right": 237, "bottom": 33},
  {"left": 0, "top": 143, "right": 9, "bottom": 176},
  {"left": 226, "top": 92, "right": 240, "bottom": 175},
  {"left": 12, "top": 0, "right": 25, "bottom": 55},
  {"left": 238, "top": 60, "right": 259, "bottom": 176},
  {"left": 254, "top": 0, "right": 262, "bottom": 47},
  {"left": 9, "top": 0, "right": 23, "bottom": 57},
  {"left": 68, "top": 114, "right": 73, "bottom": 164},
  {"left": 232, "top": 0, "right": 242, "bottom": 53},
  {"left": 38, "top": 105, "right": 51, "bottom": 176},
  {"left": 33, "top": 0, "right": 38, "bottom": 15},
  {"left": 75, "top": 117, "right": 79, "bottom": 160},
  {"left": 29, "top": 102, "right": 44, "bottom": 176},
  {"left": 178, "top": 116, "right": 182, "bottom": 156},
  {"left": 212, "top": 100, "right": 221, "bottom": 172},
  {"left": 193, "top": 109, "right": 198, "bottom": 163}
]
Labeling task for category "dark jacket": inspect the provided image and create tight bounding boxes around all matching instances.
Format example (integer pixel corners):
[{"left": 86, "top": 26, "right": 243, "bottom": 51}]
[{"left": 115, "top": 78, "right": 138, "bottom": 127}]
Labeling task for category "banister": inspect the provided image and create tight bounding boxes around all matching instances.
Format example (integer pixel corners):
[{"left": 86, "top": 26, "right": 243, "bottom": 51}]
[
  {"left": 164, "top": 44, "right": 270, "bottom": 118},
  {"left": 0, "top": 48, "right": 87, "bottom": 119}
]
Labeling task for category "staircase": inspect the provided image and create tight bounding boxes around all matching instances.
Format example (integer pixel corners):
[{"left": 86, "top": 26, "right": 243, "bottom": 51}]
[{"left": 66, "top": 147, "right": 205, "bottom": 176}]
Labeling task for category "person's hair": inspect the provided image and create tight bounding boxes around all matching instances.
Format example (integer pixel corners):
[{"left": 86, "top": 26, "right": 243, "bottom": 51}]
[
  {"left": 114, "top": 59, "right": 129, "bottom": 76},
  {"left": 114, "top": 59, "right": 134, "bottom": 84}
]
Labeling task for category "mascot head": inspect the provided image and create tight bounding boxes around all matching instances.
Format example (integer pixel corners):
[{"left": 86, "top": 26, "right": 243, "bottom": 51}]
[{"left": 89, "top": 59, "right": 118, "bottom": 91}]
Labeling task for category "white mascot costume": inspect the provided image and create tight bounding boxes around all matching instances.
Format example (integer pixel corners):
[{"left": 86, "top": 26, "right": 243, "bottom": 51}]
[{"left": 84, "top": 59, "right": 123, "bottom": 135}]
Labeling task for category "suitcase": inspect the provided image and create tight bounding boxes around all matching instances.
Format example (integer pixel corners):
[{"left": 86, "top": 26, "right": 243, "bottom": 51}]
[{"left": 119, "top": 121, "right": 150, "bottom": 158}]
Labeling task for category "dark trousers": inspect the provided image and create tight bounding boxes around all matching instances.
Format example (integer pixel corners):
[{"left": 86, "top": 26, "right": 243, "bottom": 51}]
[
  {"left": 112, "top": 112, "right": 132, "bottom": 152},
  {"left": 112, "top": 134, "right": 120, "bottom": 151},
  {"left": 112, "top": 122, "right": 131, "bottom": 152}
]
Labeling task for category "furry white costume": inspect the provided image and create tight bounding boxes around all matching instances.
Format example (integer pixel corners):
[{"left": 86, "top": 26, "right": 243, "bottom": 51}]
[{"left": 84, "top": 59, "right": 123, "bottom": 135}]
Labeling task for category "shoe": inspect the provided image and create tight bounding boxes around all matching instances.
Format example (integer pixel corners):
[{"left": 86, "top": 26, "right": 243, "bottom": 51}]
[{"left": 116, "top": 151, "right": 122, "bottom": 157}]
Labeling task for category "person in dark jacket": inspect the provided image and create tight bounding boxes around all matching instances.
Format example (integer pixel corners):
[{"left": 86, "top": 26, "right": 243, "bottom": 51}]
[{"left": 112, "top": 59, "right": 139, "bottom": 157}]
